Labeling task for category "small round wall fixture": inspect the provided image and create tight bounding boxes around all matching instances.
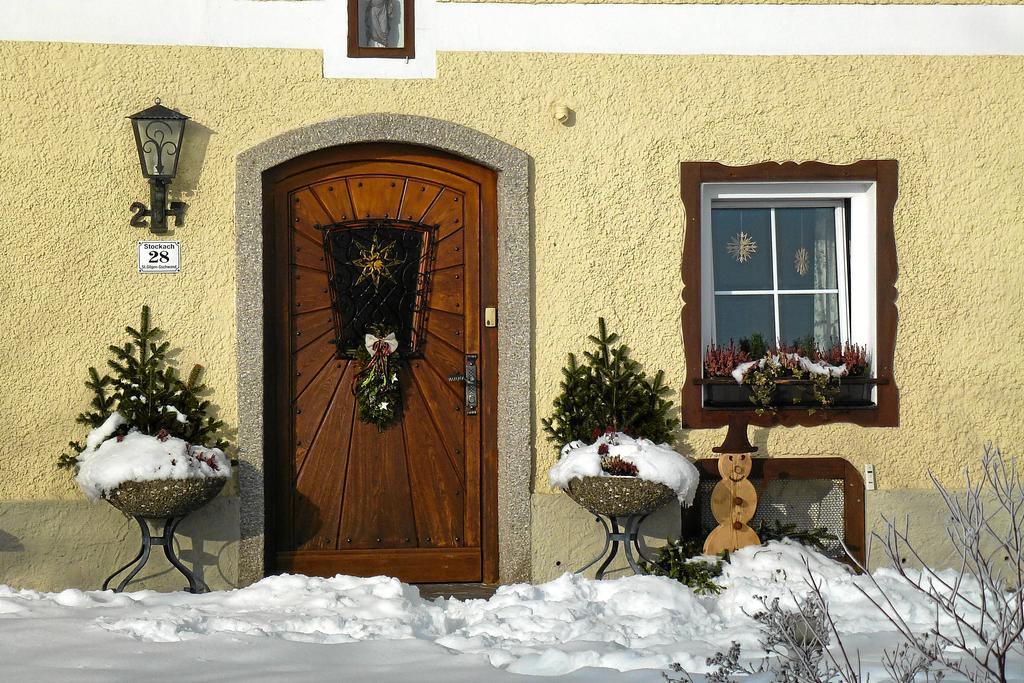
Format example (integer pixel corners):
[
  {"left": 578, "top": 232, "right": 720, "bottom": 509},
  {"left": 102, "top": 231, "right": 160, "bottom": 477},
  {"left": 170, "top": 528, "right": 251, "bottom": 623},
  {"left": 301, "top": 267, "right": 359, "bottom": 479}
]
[{"left": 128, "top": 99, "right": 189, "bottom": 234}]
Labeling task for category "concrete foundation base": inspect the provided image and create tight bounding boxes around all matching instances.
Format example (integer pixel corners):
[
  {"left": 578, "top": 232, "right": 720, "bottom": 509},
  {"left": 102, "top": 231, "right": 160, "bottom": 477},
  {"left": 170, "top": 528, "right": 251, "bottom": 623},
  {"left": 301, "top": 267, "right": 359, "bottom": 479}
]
[
  {"left": 531, "top": 487, "right": 1003, "bottom": 581},
  {"left": 0, "top": 495, "right": 239, "bottom": 592},
  {"left": 0, "top": 486, "right": 1007, "bottom": 591}
]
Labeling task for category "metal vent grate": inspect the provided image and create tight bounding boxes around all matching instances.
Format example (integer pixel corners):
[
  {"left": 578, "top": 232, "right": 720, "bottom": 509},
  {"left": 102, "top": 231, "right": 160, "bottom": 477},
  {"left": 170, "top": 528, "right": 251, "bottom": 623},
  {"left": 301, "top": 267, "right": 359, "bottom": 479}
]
[
  {"left": 694, "top": 477, "right": 846, "bottom": 558},
  {"left": 683, "top": 457, "right": 866, "bottom": 565}
]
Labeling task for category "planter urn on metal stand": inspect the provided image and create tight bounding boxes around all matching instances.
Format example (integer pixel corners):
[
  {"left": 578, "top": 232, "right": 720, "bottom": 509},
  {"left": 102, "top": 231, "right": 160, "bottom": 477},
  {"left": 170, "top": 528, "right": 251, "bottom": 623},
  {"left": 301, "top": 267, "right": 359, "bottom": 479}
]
[{"left": 101, "top": 477, "right": 227, "bottom": 594}]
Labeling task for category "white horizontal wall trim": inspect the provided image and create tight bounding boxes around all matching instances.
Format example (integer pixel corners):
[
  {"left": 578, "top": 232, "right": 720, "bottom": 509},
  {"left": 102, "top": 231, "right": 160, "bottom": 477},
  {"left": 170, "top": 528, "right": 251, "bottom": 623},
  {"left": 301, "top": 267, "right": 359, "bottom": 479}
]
[
  {"left": 442, "top": 4, "right": 1024, "bottom": 56},
  {"left": 0, "top": 0, "right": 329, "bottom": 49},
  {"left": 1, "top": 0, "right": 1023, "bottom": 79}
]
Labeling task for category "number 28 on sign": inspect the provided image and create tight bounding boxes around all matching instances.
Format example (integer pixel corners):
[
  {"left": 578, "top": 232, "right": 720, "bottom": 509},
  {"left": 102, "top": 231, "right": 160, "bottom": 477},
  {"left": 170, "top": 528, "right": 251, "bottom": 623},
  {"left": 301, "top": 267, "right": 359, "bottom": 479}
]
[{"left": 137, "top": 241, "right": 181, "bottom": 273}]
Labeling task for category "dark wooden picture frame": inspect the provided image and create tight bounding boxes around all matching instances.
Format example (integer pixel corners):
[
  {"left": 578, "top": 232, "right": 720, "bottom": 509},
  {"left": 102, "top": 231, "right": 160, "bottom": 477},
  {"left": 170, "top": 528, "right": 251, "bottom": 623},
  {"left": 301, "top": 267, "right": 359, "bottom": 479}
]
[
  {"left": 682, "top": 457, "right": 867, "bottom": 567},
  {"left": 347, "top": 0, "right": 415, "bottom": 59},
  {"left": 680, "top": 160, "right": 900, "bottom": 429}
]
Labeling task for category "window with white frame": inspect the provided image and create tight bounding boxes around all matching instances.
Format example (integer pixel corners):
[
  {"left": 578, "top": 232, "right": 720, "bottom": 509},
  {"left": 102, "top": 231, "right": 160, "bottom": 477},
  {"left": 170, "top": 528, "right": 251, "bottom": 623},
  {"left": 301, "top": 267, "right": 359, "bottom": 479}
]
[
  {"left": 699, "top": 182, "right": 877, "bottom": 372},
  {"left": 709, "top": 202, "right": 848, "bottom": 348}
]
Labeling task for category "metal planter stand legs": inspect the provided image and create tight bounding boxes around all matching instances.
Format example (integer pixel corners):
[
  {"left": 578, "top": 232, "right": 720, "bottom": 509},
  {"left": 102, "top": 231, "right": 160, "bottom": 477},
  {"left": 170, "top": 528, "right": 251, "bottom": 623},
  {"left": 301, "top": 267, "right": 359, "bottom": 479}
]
[
  {"left": 574, "top": 514, "right": 652, "bottom": 580},
  {"left": 102, "top": 515, "right": 209, "bottom": 594}
]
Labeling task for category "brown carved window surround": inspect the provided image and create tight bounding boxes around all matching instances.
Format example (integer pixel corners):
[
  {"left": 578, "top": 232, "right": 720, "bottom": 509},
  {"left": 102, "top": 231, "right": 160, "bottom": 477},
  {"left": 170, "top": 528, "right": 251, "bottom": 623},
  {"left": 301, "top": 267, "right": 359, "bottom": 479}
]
[
  {"left": 347, "top": 0, "right": 415, "bottom": 59},
  {"left": 680, "top": 161, "right": 899, "bottom": 429}
]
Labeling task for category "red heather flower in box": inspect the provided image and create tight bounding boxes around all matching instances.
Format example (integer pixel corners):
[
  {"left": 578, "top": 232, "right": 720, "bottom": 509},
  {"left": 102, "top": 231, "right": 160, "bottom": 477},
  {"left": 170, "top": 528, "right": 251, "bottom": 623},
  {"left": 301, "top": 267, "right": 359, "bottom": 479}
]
[
  {"left": 600, "top": 455, "right": 639, "bottom": 477},
  {"left": 703, "top": 340, "right": 750, "bottom": 378},
  {"left": 820, "top": 341, "right": 870, "bottom": 375},
  {"left": 776, "top": 349, "right": 801, "bottom": 372},
  {"left": 842, "top": 342, "right": 870, "bottom": 375}
]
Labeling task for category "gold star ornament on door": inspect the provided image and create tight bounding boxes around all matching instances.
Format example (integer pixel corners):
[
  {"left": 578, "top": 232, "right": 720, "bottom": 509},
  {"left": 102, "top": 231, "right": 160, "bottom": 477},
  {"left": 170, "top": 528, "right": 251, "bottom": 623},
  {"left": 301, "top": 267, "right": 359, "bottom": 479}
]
[{"left": 350, "top": 235, "right": 401, "bottom": 288}]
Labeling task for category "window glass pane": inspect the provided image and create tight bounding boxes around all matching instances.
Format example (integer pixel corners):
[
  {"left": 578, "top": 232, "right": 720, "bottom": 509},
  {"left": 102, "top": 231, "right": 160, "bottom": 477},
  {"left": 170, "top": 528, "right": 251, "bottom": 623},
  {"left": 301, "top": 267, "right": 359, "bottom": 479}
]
[
  {"left": 779, "top": 294, "right": 840, "bottom": 348},
  {"left": 715, "top": 294, "right": 776, "bottom": 346},
  {"left": 775, "top": 207, "right": 837, "bottom": 290},
  {"left": 358, "top": 0, "right": 405, "bottom": 48},
  {"left": 711, "top": 208, "right": 773, "bottom": 291}
]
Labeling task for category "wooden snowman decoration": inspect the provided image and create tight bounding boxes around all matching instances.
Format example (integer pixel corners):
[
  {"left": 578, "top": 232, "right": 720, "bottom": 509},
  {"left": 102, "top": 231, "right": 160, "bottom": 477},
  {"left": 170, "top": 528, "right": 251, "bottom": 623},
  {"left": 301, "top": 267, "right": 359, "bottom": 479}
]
[{"left": 704, "top": 417, "right": 760, "bottom": 555}]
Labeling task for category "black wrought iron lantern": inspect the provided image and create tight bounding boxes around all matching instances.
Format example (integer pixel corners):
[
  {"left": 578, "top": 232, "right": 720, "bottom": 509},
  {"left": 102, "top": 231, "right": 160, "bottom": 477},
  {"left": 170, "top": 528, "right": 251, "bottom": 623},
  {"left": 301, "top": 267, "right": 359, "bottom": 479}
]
[{"left": 128, "top": 99, "right": 188, "bottom": 233}]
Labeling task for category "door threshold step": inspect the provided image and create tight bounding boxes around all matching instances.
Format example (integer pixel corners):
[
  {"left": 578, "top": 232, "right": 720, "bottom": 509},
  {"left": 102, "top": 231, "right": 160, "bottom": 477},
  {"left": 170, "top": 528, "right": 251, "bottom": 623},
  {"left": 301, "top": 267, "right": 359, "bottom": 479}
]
[{"left": 415, "top": 583, "right": 499, "bottom": 601}]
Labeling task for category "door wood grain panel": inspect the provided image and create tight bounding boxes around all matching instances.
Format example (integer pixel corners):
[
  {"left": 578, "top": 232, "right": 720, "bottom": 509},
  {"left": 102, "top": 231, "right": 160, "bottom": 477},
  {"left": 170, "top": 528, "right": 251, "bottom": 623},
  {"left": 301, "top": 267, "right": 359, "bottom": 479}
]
[{"left": 263, "top": 143, "right": 498, "bottom": 583}]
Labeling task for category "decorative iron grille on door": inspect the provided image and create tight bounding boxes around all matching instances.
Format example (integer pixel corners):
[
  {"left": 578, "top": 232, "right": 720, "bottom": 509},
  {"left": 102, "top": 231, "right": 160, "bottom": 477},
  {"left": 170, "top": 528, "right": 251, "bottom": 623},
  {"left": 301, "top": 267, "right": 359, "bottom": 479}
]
[{"left": 318, "top": 219, "right": 437, "bottom": 358}]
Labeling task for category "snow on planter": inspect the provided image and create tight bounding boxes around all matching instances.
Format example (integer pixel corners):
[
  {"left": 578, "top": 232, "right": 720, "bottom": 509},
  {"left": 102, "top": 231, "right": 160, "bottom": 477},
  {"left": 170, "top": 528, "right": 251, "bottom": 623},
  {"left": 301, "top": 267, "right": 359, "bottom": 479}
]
[
  {"left": 731, "top": 353, "right": 848, "bottom": 383},
  {"left": 75, "top": 412, "right": 230, "bottom": 501},
  {"left": 548, "top": 432, "right": 700, "bottom": 507}
]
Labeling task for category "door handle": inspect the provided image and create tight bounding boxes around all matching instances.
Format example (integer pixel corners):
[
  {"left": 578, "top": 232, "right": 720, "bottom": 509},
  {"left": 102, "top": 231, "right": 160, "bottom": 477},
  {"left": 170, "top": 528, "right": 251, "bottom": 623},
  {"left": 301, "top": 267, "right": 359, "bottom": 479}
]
[{"left": 447, "top": 354, "right": 478, "bottom": 415}]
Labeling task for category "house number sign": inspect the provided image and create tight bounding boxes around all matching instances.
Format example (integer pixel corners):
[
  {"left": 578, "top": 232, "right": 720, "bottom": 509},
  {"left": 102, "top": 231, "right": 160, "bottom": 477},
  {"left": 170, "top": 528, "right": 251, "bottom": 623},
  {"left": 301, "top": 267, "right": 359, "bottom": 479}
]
[{"left": 137, "top": 241, "right": 180, "bottom": 273}]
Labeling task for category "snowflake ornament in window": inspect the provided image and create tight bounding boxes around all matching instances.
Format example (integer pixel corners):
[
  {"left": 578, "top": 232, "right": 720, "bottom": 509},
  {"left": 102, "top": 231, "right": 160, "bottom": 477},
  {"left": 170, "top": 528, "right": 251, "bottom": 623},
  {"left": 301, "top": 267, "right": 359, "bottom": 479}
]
[
  {"left": 794, "top": 247, "right": 810, "bottom": 277},
  {"left": 727, "top": 231, "right": 758, "bottom": 263}
]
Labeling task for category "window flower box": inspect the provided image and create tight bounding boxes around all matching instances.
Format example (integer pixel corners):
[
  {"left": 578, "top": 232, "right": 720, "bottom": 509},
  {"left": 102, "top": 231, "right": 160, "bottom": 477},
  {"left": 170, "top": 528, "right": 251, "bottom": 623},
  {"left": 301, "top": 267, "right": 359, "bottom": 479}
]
[
  {"left": 700, "top": 337, "right": 883, "bottom": 413},
  {"left": 698, "top": 376, "right": 882, "bottom": 410}
]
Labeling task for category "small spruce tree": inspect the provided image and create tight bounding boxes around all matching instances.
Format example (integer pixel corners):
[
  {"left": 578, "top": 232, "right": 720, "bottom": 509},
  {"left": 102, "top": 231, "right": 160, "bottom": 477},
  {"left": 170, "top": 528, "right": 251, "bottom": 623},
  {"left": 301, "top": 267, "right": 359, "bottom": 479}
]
[
  {"left": 541, "top": 318, "right": 679, "bottom": 448},
  {"left": 59, "top": 306, "right": 228, "bottom": 470}
]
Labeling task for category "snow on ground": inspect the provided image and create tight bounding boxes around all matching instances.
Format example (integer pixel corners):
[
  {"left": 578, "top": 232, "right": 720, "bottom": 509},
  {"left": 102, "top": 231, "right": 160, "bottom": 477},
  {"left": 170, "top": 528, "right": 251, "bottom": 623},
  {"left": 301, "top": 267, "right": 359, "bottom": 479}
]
[{"left": 0, "top": 541, "right": 1020, "bottom": 682}]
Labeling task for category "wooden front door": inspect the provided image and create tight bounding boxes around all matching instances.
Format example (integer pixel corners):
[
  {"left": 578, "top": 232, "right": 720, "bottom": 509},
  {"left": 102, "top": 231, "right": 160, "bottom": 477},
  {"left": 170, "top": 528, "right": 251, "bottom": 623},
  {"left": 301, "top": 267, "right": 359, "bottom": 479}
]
[{"left": 263, "top": 143, "right": 498, "bottom": 583}]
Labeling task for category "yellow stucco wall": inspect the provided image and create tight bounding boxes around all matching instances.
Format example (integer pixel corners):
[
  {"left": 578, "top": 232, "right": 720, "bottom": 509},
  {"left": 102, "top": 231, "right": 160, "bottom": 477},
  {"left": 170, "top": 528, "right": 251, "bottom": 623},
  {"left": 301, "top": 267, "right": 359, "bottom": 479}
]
[{"left": 1, "top": 42, "right": 1022, "bottom": 510}]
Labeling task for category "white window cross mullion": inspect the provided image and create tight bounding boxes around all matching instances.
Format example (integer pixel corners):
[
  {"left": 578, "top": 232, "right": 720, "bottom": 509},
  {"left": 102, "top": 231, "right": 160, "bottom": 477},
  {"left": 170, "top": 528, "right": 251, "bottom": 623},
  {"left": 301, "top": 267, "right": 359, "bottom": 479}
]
[
  {"left": 835, "top": 204, "right": 851, "bottom": 346},
  {"left": 714, "top": 289, "right": 841, "bottom": 296},
  {"left": 769, "top": 207, "right": 780, "bottom": 346}
]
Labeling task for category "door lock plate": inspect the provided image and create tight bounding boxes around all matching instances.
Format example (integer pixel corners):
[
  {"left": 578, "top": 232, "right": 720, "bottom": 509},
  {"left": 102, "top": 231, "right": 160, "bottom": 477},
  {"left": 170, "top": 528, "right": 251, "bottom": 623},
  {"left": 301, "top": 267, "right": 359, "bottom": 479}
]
[{"left": 447, "top": 354, "right": 478, "bottom": 415}]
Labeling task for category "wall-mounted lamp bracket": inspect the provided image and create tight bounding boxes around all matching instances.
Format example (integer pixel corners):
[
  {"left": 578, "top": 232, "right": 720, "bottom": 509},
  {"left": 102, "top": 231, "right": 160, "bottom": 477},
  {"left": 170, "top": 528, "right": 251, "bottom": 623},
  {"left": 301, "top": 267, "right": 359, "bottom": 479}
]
[
  {"left": 127, "top": 99, "right": 189, "bottom": 234},
  {"left": 129, "top": 178, "right": 187, "bottom": 233}
]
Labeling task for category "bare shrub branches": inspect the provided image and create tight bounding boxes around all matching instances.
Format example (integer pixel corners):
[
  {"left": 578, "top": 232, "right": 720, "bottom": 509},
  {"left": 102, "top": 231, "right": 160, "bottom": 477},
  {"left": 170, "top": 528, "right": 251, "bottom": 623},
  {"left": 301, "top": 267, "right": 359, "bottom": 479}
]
[
  {"left": 665, "top": 444, "right": 1023, "bottom": 683},
  {"left": 842, "top": 444, "right": 1024, "bottom": 683}
]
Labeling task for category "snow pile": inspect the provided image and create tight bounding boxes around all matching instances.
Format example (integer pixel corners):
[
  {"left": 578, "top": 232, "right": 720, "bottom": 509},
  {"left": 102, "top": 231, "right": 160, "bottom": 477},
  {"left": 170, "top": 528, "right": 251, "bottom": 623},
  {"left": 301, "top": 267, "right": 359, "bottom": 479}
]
[
  {"left": 548, "top": 433, "right": 700, "bottom": 506},
  {"left": 0, "top": 541, "right": 1021, "bottom": 681},
  {"left": 75, "top": 413, "right": 230, "bottom": 500},
  {"left": 94, "top": 574, "right": 446, "bottom": 644},
  {"left": 438, "top": 572, "right": 716, "bottom": 675}
]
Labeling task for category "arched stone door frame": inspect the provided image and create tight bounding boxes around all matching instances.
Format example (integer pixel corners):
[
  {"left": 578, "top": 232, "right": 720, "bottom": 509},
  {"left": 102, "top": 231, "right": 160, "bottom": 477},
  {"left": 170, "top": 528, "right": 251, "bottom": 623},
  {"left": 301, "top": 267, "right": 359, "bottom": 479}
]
[{"left": 234, "top": 114, "right": 532, "bottom": 585}]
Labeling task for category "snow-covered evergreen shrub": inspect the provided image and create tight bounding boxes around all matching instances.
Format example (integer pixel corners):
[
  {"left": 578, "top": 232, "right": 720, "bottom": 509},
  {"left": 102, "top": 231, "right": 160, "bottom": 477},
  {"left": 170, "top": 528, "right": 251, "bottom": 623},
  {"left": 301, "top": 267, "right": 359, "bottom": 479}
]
[
  {"left": 58, "top": 306, "right": 231, "bottom": 494},
  {"left": 644, "top": 526, "right": 835, "bottom": 598}
]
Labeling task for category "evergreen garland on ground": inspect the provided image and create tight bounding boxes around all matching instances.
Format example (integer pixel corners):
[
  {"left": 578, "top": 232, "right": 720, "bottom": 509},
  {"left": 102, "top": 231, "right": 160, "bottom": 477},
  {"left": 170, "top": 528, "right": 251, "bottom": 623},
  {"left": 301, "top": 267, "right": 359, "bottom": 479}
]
[
  {"left": 754, "top": 519, "right": 836, "bottom": 553},
  {"left": 642, "top": 525, "right": 838, "bottom": 594},
  {"left": 542, "top": 318, "right": 679, "bottom": 447},
  {"left": 641, "top": 537, "right": 725, "bottom": 595},
  {"left": 58, "top": 306, "right": 228, "bottom": 471}
]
